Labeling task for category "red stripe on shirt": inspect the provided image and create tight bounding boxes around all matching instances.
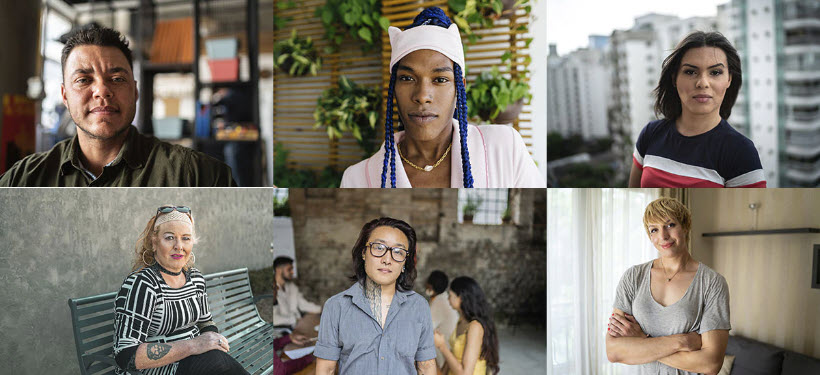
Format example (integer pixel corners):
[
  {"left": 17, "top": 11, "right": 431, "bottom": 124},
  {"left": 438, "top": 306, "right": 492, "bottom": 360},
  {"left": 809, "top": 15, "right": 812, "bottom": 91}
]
[{"left": 641, "top": 167, "right": 725, "bottom": 188}]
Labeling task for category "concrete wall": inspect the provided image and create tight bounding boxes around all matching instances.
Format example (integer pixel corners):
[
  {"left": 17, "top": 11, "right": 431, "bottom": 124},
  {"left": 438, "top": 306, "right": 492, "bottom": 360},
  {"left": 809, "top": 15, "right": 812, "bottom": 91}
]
[
  {"left": 690, "top": 188, "right": 820, "bottom": 358},
  {"left": 0, "top": 188, "right": 273, "bottom": 374},
  {"left": 286, "top": 188, "right": 546, "bottom": 325}
]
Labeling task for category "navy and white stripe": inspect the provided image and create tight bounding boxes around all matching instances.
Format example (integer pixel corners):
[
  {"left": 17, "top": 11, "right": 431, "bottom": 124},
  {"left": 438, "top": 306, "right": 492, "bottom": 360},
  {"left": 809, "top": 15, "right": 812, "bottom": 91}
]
[
  {"left": 634, "top": 119, "right": 766, "bottom": 187},
  {"left": 113, "top": 266, "right": 212, "bottom": 375}
]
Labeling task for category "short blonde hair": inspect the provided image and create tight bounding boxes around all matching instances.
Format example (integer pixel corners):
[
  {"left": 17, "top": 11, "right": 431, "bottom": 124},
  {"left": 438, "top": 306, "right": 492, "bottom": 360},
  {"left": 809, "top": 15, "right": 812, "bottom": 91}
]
[{"left": 643, "top": 197, "right": 691, "bottom": 237}]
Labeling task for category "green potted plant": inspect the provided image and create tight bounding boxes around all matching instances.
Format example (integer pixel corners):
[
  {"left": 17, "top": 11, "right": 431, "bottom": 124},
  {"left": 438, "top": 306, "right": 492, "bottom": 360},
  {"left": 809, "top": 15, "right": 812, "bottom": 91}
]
[
  {"left": 316, "top": 0, "right": 390, "bottom": 53},
  {"left": 467, "top": 66, "right": 531, "bottom": 123},
  {"left": 314, "top": 76, "right": 381, "bottom": 156},
  {"left": 448, "top": 0, "right": 529, "bottom": 43},
  {"left": 274, "top": 29, "right": 322, "bottom": 76},
  {"left": 463, "top": 194, "right": 483, "bottom": 223},
  {"left": 274, "top": 0, "right": 296, "bottom": 30},
  {"left": 273, "top": 195, "right": 291, "bottom": 217}
]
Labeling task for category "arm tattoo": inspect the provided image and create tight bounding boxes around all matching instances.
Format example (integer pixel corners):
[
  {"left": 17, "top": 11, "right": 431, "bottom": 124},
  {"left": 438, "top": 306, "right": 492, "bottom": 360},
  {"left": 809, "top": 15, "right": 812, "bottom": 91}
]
[
  {"left": 146, "top": 343, "right": 172, "bottom": 360},
  {"left": 415, "top": 359, "right": 436, "bottom": 375},
  {"left": 364, "top": 277, "right": 383, "bottom": 327}
]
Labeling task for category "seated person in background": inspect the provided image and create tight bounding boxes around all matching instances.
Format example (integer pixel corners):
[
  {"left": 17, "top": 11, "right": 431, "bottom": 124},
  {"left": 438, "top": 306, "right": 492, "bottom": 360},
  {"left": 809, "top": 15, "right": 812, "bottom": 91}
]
[
  {"left": 426, "top": 270, "right": 459, "bottom": 368},
  {"left": 274, "top": 282, "right": 316, "bottom": 375},
  {"left": 273, "top": 256, "right": 322, "bottom": 329},
  {"left": 0, "top": 25, "right": 236, "bottom": 187}
]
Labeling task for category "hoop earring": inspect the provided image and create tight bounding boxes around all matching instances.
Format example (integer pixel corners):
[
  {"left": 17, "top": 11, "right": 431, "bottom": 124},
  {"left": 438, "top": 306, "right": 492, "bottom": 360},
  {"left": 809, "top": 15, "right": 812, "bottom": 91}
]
[
  {"left": 142, "top": 251, "right": 156, "bottom": 267},
  {"left": 187, "top": 252, "right": 196, "bottom": 268}
]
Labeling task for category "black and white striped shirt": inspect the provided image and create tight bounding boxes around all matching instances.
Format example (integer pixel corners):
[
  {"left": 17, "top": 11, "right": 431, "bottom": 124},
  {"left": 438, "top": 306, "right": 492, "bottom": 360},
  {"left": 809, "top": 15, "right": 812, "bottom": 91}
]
[{"left": 113, "top": 265, "right": 215, "bottom": 375}]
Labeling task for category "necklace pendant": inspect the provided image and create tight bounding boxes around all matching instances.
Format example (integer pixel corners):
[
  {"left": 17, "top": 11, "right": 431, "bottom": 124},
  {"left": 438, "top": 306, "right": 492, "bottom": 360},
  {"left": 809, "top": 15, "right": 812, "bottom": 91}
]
[{"left": 423, "top": 165, "right": 433, "bottom": 172}]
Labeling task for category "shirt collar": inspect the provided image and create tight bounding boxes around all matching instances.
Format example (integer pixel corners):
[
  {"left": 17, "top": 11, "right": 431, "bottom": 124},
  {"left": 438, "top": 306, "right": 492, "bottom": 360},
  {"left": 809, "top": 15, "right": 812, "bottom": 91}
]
[
  {"left": 343, "top": 281, "right": 414, "bottom": 307},
  {"left": 59, "top": 126, "right": 145, "bottom": 176}
]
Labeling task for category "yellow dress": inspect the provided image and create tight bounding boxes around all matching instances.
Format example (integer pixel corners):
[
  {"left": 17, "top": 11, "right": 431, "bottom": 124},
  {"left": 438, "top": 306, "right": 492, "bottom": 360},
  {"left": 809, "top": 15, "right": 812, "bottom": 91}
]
[{"left": 447, "top": 325, "right": 487, "bottom": 375}]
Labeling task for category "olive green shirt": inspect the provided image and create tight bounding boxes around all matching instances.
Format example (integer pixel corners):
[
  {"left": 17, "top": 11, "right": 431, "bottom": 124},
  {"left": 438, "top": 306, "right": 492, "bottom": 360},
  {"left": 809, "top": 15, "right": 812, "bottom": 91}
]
[{"left": 0, "top": 126, "right": 236, "bottom": 187}]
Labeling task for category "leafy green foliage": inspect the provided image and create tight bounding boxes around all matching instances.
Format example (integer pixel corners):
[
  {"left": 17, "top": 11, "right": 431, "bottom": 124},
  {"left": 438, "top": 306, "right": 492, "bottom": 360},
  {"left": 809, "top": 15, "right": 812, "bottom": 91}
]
[
  {"left": 274, "top": 29, "right": 322, "bottom": 77},
  {"left": 316, "top": 0, "right": 390, "bottom": 53},
  {"left": 273, "top": 143, "right": 344, "bottom": 188},
  {"left": 448, "top": 0, "right": 528, "bottom": 44},
  {"left": 467, "top": 66, "right": 531, "bottom": 122},
  {"left": 274, "top": 1, "right": 296, "bottom": 30},
  {"left": 463, "top": 193, "right": 484, "bottom": 216},
  {"left": 313, "top": 76, "right": 381, "bottom": 156}
]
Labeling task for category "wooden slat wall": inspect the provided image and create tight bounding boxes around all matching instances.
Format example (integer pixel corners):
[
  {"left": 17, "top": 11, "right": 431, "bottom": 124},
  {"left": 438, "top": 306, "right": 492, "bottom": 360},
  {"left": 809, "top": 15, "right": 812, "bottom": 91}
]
[
  {"left": 273, "top": 0, "right": 382, "bottom": 171},
  {"left": 273, "top": 0, "right": 534, "bottom": 172}
]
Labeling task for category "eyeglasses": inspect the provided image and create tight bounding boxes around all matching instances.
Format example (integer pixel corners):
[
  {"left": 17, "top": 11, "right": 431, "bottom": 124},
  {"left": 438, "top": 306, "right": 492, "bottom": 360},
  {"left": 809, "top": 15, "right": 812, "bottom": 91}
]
[
  {"left": 367, "top": 242, "right": 409, "bottom": 262},
  {"left": 157, "top": 206, "right": 192, "bottom": 215}
]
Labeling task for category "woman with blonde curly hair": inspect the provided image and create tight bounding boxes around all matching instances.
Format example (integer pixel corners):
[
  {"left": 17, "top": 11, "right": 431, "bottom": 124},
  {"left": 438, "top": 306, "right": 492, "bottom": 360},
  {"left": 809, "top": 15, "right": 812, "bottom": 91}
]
[
  {"left": 113, "top": 205, "right": 249, "bottom": 375},
  {"left": 606, "top": 197, "right": 731, "bottom": 374}
]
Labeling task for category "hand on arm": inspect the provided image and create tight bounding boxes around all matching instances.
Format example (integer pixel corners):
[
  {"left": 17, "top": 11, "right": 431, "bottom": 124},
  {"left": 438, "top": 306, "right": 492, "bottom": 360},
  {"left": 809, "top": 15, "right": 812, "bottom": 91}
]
[
  {"left": 134, "top": 332, "right": 229, "bottom": 369},
  {"left": 657, "top": 330, "right": 729, "bottom": 375},
  {"left": 434, "top": 322, "right": 484, "bottom": 375},
  {"left": 605, "top": 308, "right": 701, "bottom": 365}
]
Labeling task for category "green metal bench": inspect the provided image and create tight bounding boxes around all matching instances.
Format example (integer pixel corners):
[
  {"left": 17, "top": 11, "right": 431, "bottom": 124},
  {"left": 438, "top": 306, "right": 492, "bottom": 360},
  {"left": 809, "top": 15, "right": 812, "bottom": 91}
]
[{"left": 68, "top": 268, "right": 273, "bottom": 375}]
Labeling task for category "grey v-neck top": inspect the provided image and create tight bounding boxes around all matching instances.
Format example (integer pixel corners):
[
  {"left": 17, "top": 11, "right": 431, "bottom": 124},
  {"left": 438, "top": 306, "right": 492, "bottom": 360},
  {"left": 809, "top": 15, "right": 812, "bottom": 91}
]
[
  {"left": 613, "top": 260, "right": 731, "bottom": 375},
  {"left": 315, "top": 282, "right": 436, "bottom": 374}
]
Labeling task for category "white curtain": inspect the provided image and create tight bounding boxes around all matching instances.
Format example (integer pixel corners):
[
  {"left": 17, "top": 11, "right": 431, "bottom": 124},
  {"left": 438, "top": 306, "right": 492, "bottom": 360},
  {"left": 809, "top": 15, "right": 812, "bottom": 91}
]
[{"left": 547, "top": 189, "right": 659, "bottom": 375}]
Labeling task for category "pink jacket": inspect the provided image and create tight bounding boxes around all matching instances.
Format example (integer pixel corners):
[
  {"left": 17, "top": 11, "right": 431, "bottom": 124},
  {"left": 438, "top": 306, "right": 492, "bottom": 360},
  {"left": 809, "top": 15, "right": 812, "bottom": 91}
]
[{"left": 340, "top": 120, "right": 545, "bottom": 188}]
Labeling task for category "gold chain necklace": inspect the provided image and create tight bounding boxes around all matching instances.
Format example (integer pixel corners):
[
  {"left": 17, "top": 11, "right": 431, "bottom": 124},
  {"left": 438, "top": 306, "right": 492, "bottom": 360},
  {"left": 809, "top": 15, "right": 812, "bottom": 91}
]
[
  {"left": 397, "top": 142, "right": 451, "bottom": 172},
  {"left": 659, "top": 256, "right": 687, "bottom": 282}
]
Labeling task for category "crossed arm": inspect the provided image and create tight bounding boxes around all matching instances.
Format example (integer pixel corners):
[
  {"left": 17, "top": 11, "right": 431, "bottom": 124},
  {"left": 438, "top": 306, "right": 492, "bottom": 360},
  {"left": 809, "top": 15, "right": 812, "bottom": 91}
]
[
  {"left": 128, "top": 331, "right": 229, "bottom": 369},
  {"left": 605, "top": 308, "right": 728, "bottom": 375},
  {"left": 433, "top": 321, "right": 484, "bottom": 375}
]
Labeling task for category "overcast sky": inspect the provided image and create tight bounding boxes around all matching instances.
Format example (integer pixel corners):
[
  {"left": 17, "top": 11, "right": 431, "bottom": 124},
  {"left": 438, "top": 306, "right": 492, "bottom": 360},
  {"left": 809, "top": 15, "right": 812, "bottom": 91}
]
[{"left": 547, "top": 0, "right": 728, "bottom": 55}]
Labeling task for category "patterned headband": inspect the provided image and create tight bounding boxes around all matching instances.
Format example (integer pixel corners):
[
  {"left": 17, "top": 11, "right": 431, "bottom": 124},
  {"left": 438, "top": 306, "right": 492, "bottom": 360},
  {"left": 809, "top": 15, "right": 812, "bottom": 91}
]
[{"left": 154, "top": 210, "right": 194, "bottom": 230}]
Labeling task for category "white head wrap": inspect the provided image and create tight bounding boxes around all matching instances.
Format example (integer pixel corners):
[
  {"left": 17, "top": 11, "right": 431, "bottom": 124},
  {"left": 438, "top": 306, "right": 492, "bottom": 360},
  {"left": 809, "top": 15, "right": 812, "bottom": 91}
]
[
  {"left": 154, "top": 210, "right": 194, "bottom": 231},
  {"left": 388, "top": 23, "right": 465, "bottom": 73}
]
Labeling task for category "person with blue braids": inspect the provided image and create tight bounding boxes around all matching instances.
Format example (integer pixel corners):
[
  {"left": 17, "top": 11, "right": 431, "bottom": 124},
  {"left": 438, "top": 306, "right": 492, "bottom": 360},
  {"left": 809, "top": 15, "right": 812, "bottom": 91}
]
[{"left": 340, "top": 7, "right": 545, "bottom": 188}]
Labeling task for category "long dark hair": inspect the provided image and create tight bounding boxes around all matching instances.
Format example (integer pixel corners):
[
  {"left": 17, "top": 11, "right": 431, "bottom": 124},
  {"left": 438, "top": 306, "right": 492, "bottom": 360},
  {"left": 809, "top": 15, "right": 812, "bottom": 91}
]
[
  {"left": 381, "top": 6, "right": 474, "bottom": 188},
  {"left": 450, "top": 276, "right": 499, "bottom": 374},
  {"left": 349, "top": 217, "right": 417, "bottom": 292},
  {"left": 653, "top": 31, "right": 741, "bottom": 120}
]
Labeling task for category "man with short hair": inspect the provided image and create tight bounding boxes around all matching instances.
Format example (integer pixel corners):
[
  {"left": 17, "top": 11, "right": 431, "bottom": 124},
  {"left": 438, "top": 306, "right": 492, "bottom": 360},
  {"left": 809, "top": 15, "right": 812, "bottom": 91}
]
[
  {"left": 273, "top": 256, "right": 321, "bottom": 329},
  {"left": 0, "top": 25, "right": 236, "bottom": 186},
  {"left": 425, "top": 270, "right": 459, "bottom": 368}
]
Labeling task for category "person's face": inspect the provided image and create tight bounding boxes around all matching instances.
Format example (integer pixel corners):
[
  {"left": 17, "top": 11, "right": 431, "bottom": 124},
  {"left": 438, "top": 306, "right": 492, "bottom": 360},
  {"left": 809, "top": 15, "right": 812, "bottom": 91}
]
[
  {"left": 675, "top": 46, "right": 731, "bottom": 118},
  {"left": 394, "top": 49, "right": 458, "bottom": 142},
  {"left": 363, "top": 226, "right": 409, "bottom": 286},
  {"left": 61, "top": 45, "right": 138, "bottom": 141},
  {"left": 279, "top": 264, "right": 295, "bottom": 281},
  {"left": 425, "top": 283, "right": 434, "bottom": 297},
  {"left": 647, "top": 217, "right": 688, "bottom": 256},
  {"left": 151, "top": 220, "right": 193, "bottom": 273},
  {"left": 448, "top": 289, "right": 461, "bottom": 312}
]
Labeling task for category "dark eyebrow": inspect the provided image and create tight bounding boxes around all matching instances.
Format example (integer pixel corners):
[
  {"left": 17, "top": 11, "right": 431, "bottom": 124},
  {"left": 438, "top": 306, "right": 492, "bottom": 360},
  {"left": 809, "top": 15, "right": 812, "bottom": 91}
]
[
  {"left": 109, "top": 66, "right": 130, "bottom": 74},
  {"left": 72, "top": 68, "right": 93, "bottom": 76},
  {"left": 682, "top": 63, "right": 725, "bottom": 69},
  {"left": 396, "top": 65, "right": 453, "bottom": 74},
  {"left": 373, "top": 238, "right": 407, "bottom": 248}
]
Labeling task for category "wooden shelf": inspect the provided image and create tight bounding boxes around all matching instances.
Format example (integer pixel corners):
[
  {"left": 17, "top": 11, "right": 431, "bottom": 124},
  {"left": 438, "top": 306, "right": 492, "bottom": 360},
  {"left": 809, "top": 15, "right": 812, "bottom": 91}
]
[
  {"left": 142, "top": 62, "right": 193, "bottom": 74},
  {"left": 201, "top": 80, "right": 254, "bottom": 89},
  {"left": 702, "top": 228, "right": 820, "bottom": 237}
]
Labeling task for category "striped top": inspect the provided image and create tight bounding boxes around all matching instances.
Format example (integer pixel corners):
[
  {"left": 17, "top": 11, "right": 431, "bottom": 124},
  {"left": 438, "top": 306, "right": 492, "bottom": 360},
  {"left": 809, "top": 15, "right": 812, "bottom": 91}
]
[
  {"left": 113, "top": 265, "right": 215, "bottom": 375},
  {"left": 633, "top": 119, "right": 766, "bottom": 188}
]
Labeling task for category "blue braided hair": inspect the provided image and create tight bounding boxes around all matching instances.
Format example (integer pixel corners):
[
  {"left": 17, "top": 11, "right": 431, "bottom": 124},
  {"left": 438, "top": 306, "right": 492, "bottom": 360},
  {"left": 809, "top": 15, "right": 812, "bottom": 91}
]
[{"left": 380, "top": 6, "right": 474, "bottom": 188}]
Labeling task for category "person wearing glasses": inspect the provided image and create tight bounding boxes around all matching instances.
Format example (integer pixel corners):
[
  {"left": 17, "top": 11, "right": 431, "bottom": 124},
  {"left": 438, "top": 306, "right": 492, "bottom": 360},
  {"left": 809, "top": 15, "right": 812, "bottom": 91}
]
[
  {"left": 314, "top": 217, "right": 438, "bottom": 375},
  {"left": 113, "top": 206, "right": 249, "bottom": 375}
]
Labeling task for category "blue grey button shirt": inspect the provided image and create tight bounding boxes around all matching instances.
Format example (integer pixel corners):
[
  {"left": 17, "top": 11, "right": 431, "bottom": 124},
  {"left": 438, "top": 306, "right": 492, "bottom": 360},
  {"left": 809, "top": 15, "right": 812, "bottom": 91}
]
[{"left": 315, "top": 281, "right": 436, "bottom": 375}]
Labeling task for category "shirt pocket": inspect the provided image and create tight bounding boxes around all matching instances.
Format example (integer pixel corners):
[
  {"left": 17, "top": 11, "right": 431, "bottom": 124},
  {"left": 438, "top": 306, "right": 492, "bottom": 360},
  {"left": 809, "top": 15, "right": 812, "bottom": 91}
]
[{"left": 395, "top": 321, "right": 423, "bottom": 357}]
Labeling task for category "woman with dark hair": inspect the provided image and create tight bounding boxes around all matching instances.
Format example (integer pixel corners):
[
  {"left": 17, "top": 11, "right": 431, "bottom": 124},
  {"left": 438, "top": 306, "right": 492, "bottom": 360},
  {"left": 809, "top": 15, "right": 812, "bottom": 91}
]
[
  {"left": 340, "top": 6, "right": 544, "bottom": 188},
  {"left": 433, "top": 276, "right": 500, "bottom": 375},
  {"left": 629, "top": 31, "right": 766, "bottom": 188},
  {"left": 314, "top": 217, "right": 437, "bottom": 374},
  {"left": 113, "top": 205, "right": 249, "bottom": 375}
]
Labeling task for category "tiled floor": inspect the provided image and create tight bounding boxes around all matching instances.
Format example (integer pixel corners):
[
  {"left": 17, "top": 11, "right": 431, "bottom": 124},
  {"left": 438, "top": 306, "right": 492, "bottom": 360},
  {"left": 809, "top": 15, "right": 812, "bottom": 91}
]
[{"left": 498, "top": 323, "right": 547, "bottom": 374}]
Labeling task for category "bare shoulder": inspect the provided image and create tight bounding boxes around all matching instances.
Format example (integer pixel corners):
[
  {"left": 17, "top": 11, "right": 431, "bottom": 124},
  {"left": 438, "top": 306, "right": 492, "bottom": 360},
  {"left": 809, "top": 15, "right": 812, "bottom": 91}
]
[{"left": 467, "top": 320, "right": 484, "bottom": 335}]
